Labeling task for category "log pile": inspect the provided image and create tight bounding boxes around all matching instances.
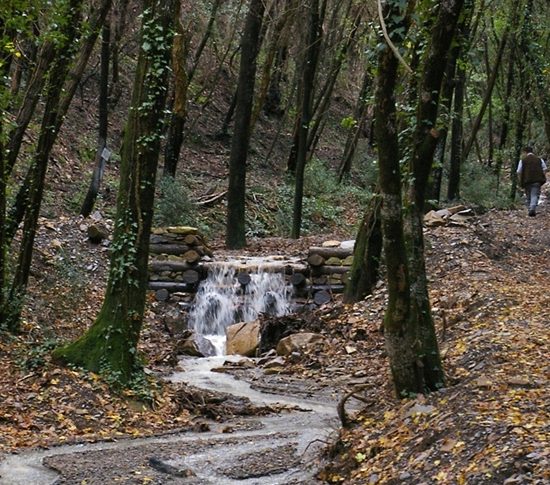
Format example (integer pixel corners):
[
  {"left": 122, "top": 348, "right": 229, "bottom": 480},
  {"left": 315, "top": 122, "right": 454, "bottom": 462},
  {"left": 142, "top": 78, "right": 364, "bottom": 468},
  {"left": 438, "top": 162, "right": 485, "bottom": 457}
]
[
  {"left": 296, "top": 241, "right": 354, "bottom": 304},
  {"left": 148, "top": 226, "right": 213, "bottom": 300},
  {"left": 147, "top": 232, "right": 356, "bottom": 307}
]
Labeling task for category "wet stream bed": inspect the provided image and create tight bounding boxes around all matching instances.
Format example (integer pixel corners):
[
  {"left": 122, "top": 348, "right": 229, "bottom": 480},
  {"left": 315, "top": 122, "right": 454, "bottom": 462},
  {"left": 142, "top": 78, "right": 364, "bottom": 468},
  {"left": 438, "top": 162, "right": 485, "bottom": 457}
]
[{"left": 0, "top": 356, "right": 348, "bottom": 485}]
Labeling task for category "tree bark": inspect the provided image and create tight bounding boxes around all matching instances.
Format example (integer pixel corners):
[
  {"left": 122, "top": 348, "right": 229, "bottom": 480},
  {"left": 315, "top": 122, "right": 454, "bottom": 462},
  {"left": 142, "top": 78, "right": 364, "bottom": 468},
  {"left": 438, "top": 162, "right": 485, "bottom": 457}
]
[
  {"left": 374, "top": 0, "right": 418, "bottom": 396},
  {"left": 81, "top": 19, "right": 111, "bottom": 217},
  {"left": 53, "top": 0, "right": 179, "bottom": 383},
  {"left": 291, "top": 0, "right": 321, "bottom": 239},
  {"left": 162, "top": 18, "right": 189, "bottom": 178},
  {"left": 343, "top": 194, "right": 382, "bottom": 303},
  {"left": 225, "top": 0, "right": 266, "bottom": 249},
  {"left": 6, "top": 0, "right": 87, "bottom": 331}
]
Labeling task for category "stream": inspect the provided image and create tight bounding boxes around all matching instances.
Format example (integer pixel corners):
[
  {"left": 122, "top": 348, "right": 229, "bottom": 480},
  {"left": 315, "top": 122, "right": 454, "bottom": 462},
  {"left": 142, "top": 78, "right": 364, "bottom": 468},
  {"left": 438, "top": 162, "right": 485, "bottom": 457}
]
[
  {"left": 0, "top": 267, "right": 345, "bottom": 484},
  {"left": 0, "top": 355, "right": 342, "bottom": 484}
]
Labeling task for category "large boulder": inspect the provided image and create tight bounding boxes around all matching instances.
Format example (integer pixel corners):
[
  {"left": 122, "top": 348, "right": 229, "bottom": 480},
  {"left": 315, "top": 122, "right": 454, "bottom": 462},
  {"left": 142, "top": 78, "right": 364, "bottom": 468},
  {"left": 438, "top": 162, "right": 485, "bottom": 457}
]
[
  {"left": 276, "top": 332, "right": 327, "bottom": 356},
  {"left": 226, "top": 321, "right": 260, "bottom": 357},
  {"left": 177, "top": 332, "right": 216, "bottom": 357}
]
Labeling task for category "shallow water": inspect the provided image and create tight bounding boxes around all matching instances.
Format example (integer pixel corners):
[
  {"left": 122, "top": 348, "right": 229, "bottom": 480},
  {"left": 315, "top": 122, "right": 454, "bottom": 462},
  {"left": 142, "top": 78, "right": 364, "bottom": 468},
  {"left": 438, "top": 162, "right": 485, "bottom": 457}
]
[{"left": 0, "top": 356, "right": 340, "bottom": 484}]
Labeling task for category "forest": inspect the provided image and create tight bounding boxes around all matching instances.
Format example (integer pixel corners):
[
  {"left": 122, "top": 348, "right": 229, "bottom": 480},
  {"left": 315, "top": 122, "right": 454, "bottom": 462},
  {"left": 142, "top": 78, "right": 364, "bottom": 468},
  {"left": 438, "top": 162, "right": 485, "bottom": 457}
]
[{"left": 0, "top": 0, "right": 549, "bottom": 483}]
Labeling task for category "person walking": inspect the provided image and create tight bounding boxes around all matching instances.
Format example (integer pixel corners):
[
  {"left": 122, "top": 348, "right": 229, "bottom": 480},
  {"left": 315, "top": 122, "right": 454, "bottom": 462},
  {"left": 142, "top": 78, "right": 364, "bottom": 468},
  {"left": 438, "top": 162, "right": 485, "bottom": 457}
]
[{"left": 517, "top": 146, "right": 547, "bottom": 216}]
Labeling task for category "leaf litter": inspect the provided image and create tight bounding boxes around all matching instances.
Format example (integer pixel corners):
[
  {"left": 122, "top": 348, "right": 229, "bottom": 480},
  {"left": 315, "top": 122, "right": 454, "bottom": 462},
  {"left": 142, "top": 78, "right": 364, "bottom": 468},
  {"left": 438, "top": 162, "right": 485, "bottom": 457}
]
[{"left": 0, "top": 206, "right": 549, "bottom": 485}]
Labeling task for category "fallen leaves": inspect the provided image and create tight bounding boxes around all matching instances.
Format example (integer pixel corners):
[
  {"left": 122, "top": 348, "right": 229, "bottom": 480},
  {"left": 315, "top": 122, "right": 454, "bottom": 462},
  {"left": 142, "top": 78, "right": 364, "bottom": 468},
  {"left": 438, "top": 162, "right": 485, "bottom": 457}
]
[{"left": 322, "top": 208, "right": 550, "bottom": 484}]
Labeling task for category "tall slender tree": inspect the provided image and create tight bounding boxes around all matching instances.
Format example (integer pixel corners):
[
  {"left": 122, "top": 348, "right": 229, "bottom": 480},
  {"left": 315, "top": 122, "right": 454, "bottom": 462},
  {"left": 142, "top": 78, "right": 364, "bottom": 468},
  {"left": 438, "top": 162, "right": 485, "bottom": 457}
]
[
  {"left": 53, "top": 0, "right": 179, "bottom": 383},
  {"left": 375, "top": 0, "right": 464, "bottom": 396},
  {"left": 225, "top": 0, "right": 266, "bottom": 249},
  {"left": 291, "top": 0, "right": 321, "bottom": 239}
]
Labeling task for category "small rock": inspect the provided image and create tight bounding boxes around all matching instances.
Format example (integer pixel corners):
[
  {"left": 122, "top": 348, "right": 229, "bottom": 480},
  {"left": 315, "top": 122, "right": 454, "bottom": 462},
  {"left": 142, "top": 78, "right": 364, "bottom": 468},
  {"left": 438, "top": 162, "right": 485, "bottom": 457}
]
[
  {"left": 276, "top": 332, "right": 327, "bottom": 356},
  {"left": 177, "top": 332, "right": 216, "bottom": 357},
  {"left": 406, "top": 403, "right": 436, "bottom": 417},
  {"left": 322, "top": 240, "right": 341, "bottom": 247},
  {"left": 340, "top": 240, "right": 355, "bottom": 250},
  {"left": 262, "top": 357, "right": 286, "bottom": 368},
  {"left": 474, "top": 376, "right": 493, "bottom": 388},
  {"left": 507, "top": 376, "right": 531, "bottom": 387},
  {"left": 87, "top": 224, "right": 108, "bottom": 244}
]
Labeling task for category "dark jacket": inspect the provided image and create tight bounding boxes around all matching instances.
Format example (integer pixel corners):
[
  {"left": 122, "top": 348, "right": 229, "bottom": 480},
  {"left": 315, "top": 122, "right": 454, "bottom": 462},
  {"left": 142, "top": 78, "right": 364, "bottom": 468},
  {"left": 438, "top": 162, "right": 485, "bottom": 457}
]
[{"left": 520, "top": 153, "right": 546, "bottom": 188}]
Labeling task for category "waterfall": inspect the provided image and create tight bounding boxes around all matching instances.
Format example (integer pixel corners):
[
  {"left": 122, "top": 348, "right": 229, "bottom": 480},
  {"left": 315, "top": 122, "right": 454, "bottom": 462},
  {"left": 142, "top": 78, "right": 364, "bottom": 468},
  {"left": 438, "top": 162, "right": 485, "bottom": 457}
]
[{"left": 188, "top": 264, "right": 293, "bottom": 355}]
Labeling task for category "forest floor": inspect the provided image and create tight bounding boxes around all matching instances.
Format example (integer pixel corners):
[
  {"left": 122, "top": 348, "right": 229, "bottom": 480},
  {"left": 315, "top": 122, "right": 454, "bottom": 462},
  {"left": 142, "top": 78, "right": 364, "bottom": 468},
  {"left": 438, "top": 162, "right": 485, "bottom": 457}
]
[{"left": 1, "top": 198, "right": 549, "bottom": 484}]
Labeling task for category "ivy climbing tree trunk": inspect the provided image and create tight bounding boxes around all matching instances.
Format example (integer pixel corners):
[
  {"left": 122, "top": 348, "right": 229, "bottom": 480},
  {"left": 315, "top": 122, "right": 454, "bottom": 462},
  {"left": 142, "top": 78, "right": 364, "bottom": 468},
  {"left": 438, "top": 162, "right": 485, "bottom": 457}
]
[
  {"left": 375, "top": 0, "right": 463, "bottom": 397},
  {"left": 53, "top": 0, "right": 178, "bottom": 384},
  {"left": 225, "top": 0, "right": 265, "bottom": 249}
]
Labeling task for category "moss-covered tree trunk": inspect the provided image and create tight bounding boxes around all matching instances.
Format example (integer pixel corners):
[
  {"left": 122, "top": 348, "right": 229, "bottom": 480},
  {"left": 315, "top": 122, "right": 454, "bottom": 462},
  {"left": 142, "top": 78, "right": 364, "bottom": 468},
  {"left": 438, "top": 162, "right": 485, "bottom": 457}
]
[
  {"left": 405, "top": 0, "right": 464, "bottom": 392},
  {"left": 53, "top": 0, "right": 178, "bottom": 383},
  {"left": 374, "top": 0, "right": 419, "bottom": 395},
  {"left": 375, "top": 0, "right": 463, "bottom": 397},
  {"left": 343, "top": 193, "right": 382, "bottom": 303},
  {"left": 225, "top": 0, "right": 266, "bottom": 249}
]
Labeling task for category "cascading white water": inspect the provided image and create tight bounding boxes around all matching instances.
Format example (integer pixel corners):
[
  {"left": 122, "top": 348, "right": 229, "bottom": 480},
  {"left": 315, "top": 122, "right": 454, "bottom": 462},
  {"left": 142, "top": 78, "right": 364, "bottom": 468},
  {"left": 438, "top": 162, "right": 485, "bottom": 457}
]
[{"left": 187, "top": 264, "right": 293, "bottom": 355}]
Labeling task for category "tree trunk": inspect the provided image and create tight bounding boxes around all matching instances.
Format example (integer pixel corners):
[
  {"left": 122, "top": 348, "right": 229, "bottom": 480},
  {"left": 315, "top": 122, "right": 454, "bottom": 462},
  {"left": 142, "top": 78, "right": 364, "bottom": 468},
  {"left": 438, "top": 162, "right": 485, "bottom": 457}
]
[
  {"left": 225, "top": 0, "right": 266, "bottom": 249},
  {"left": 343, "top": 194, "right": 382, "bottom": 303},
  {"left": 162, "top": 18, "right": 189, "bottom": 178},
  {"left": 376, "top": 0, "right": 463, "bottom": 397},
  {"left": 0, "top": 50, "right": 9, "bottom": 325},
  {"left": 6, "top": 0, "right": 88, "bottom": 331},
  {"left": 406, "top": 0, "right": 465, "bottom": 391},
  {"left": 496, "top": 43, "right": 516, "bottom": 193},
  {"left": 53, "top": 0, "right": 179, "bottom": 383},
  {"left": 81, "top": 19, "right": 111, "bottom": 217},
  {"left": 291, "top": 0, "right": 321, "bottom": 239},
  {"left": 7, "top": 0, "right": 112, "bottom": 240},
  {"left": 374, "top": 0, "right": 418, "bottom": 396},
  {"left": 462, "top": 5, "right": 516, "bottom": 162},
  {"left": 110, "top": 0, "right": 130, "bottom": 103},
  {"left": 338, "top": 69, "right": 372, "bottom": 182}
]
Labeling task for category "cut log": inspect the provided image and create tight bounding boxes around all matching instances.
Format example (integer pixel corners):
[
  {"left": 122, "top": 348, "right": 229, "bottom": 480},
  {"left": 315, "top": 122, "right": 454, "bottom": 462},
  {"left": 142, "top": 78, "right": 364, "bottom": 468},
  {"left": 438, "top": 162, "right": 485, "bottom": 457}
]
[
  {"left": 183, "top": 234, "right": 200, "bottom": 245},
  {"left": 155, "top": 289, "right": 170, "bottom": 301},
  {"left": 150, "top": 243, "right": 190, "bottom": 255},
  {"left": 202, "top": 261, "right": 308, "bottom": 274},
  {"left": 289, "top": 272, "right": 306, "bottom": 287},
  {"left": 311, "top": 284, "right": 345, "bottom": 294},
  {"left": 166, "top": 226, "right": 199, "bottom": 235},
  {"left": 308, "top": 247, "right": 353, "bottom": 259},
  {"left": 307, "top": 254, "right": 325, "bottom": 267},
  {"left": 149, "top": 260, "right": 195, "bottom": 273},
  {"left": 148, "top": 281, "right": 196, "bottom": 292},
  {"left": 182, "top": 269, "right": 200, "bottom": 284},
  {"left": 182, "top": 249, "right": 201, "bottom": 264},
  {"left": 311, "top": 265, "right": 350, "bottom": 275},
  {"left": 313, "top": 290, "right": 332, "bottom": 305}
]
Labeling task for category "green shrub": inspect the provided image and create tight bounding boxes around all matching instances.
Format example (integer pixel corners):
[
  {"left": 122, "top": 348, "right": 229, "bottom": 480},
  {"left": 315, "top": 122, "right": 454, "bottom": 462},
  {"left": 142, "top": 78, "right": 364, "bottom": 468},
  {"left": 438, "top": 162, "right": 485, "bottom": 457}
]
[
  {"left": 154, "top": 176, "right": 210, "bottom": 234},
  {"left": 456, "top": 161, "right": 516, "bottom": 210}
]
